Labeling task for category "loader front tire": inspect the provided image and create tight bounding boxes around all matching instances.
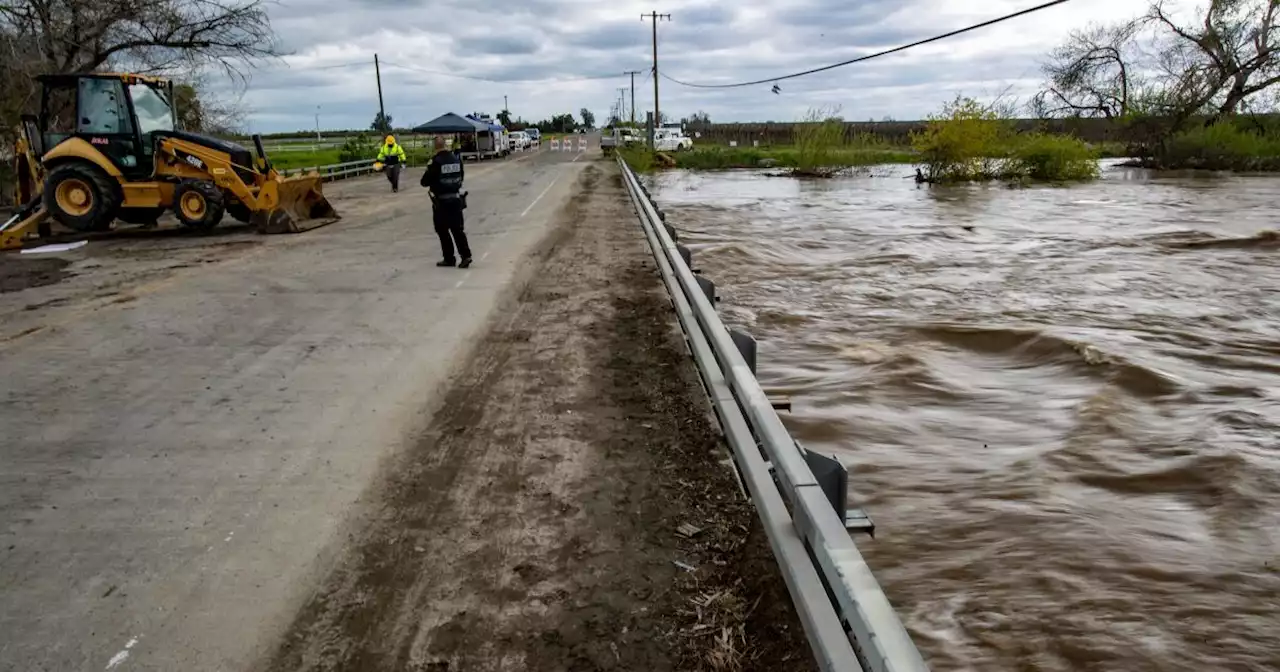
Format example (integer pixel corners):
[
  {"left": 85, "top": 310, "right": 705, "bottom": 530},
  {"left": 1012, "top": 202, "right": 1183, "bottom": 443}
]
[
  {"left": 44, "top": 163, "right": 120, "bottom": 233},
  {"left": 174, "top": 180, "right": 226, "bottom": 230}
]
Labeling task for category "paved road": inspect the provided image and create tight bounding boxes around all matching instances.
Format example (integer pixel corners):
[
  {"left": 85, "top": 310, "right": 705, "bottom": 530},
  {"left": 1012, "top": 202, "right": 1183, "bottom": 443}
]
[{"left": 0, "top": 145, "right": 595, "bottom": 671}]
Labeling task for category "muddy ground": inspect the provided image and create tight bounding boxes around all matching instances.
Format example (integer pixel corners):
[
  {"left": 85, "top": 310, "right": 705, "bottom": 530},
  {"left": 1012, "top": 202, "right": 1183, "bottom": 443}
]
[{"left": 256, "top": 163, "right": 813, "bottom": 672}]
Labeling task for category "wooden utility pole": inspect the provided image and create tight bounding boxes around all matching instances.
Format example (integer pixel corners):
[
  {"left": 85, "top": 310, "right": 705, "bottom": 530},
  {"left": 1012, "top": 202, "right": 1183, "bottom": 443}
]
[
  {"left": 642, "top": 11, "right": 671, "bottom": 138},
  {"left": 374, "top": 54, "right": 387, "bottom": 132},
  {"left": 623, "top": 70, "right": 643, "bottom": 124}
]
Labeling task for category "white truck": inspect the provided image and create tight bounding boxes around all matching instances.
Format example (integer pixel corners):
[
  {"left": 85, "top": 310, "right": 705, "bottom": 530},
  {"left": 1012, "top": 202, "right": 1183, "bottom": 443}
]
[
  {"left": 652, "top": 127, "right": 694, "bottom": 152},
  {"left": 508, "top": 131, "right": 532, "bottom": 151},
  {"left": 601, "top": 126, "right": 641, "bottom": 154}
]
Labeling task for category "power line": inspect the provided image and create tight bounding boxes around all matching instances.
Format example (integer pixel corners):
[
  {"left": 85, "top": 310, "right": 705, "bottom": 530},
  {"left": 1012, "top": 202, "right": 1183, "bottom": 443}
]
[
  {"left": 381, "top": 60, "right": 630, "bottom": 84},
  {"left": 662, "top": 0, "right": 1072, "bottom": 89}
]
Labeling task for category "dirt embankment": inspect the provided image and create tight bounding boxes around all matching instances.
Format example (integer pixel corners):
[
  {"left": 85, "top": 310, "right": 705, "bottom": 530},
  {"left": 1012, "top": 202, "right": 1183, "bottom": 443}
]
[{"left": 258, "top": 162, "right": 813, "bottom": 671}]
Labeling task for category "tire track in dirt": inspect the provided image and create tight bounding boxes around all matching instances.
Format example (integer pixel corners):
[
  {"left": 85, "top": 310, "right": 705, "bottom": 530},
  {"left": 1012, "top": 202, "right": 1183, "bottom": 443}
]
[{"left": 259, "top": 162, "right": 813, "bottom": 672}]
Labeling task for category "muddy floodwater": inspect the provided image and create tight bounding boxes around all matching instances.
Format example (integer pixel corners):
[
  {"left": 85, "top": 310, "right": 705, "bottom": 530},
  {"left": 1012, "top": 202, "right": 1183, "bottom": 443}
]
[{"left": 645, "top": 161, "right": 1280, "bottom": 672}]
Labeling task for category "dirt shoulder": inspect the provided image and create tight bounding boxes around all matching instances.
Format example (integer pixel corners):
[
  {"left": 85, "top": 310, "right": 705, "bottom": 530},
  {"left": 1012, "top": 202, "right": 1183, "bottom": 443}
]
[{"left": 259, "top": 161, "right": 814, "bottom": 672}]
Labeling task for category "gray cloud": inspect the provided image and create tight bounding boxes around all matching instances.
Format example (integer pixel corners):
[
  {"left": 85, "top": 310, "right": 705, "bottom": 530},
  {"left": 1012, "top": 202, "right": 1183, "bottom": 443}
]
[{"left": 209, "top": 0, "right": 1188, "bottom": 132}]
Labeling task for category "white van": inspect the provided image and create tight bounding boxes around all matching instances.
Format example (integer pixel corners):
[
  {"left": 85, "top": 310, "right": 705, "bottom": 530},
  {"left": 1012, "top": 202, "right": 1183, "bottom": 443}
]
[{"left": 508, "top": 131, "right": 531, "bottom": 151}]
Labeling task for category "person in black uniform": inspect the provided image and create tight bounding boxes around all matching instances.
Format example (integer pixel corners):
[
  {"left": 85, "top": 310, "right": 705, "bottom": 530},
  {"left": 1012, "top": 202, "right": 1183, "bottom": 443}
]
[{"left": 420, "top": 137, "right": 473, "bottom": 268}]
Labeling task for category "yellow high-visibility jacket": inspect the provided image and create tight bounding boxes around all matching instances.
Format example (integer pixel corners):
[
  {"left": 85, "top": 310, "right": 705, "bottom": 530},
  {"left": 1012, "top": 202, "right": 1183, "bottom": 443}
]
[{"left": 377, "top": 142, "right": 407, "bottom": 165}]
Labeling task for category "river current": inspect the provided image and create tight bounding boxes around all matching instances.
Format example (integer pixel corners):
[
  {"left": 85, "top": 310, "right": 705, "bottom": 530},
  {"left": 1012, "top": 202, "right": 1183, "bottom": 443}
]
[{"left": 645, "top": 160, "right": 1280, "bottom": 671}]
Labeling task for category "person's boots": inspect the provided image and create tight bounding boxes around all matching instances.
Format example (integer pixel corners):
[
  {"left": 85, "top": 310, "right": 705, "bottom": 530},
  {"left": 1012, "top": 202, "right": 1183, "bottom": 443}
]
[
  {"left": 459, "top": 258, "right": 472, "bottom": 269},
  {"left": 437, "top": 259, "right": 456, "bottom": 267}
]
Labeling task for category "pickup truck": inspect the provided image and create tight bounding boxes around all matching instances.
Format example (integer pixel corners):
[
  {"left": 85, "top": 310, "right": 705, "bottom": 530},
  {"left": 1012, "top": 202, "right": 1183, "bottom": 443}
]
[
  {"left": 600, "top": 127, "right": 641, "bottom": 154},
  {"left": 653, "top": 128, "right": 694, "bottom": 152}
]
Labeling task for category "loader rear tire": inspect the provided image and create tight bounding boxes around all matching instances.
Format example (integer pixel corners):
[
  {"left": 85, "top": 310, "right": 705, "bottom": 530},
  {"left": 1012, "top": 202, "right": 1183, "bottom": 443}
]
[
  {"left": 174, "top": 180, "right": 226, "bottom": 230},
  {"left": 44, "top": 162, "right": 120, "bottom": 233}
]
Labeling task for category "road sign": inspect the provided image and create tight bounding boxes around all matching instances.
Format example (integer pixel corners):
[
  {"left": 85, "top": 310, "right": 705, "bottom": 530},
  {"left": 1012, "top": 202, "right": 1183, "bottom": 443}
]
[
  {"left": 550, "top": 138, "right": 560, "bottom": 151},
  {"left": 578, "top": 138, "right": 587, "bottom": 151}
]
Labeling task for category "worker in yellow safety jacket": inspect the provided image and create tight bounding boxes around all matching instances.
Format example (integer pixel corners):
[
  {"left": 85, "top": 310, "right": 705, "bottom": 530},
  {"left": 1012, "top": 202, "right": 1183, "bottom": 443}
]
[{"left": 376, "top": 135, "right": 408, "bottom": 192}]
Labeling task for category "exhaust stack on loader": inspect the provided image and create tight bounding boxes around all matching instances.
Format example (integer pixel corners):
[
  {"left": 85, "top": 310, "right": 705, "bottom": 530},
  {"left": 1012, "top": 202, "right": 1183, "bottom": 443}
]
[{"left": 3, "top": 72, "right": 340, "bottom": 251}]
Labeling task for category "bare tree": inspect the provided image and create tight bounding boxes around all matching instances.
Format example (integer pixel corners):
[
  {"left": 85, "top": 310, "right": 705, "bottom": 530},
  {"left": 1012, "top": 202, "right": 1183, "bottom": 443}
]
[
  {"left": 1143, "top": 0, "right": 1280, "bottom": 121},
  {"left": 1032, "top": 22, "right": 1141, "bottom": 118},
  {"left": 0, "top": 0, "right": 281, "bottom": 77},
  {"left": 0, "top": 0, "right": 279, "bottom": 141},
  {"left": 1034, "top": 0, "right": 1280, "bottom": 134}
]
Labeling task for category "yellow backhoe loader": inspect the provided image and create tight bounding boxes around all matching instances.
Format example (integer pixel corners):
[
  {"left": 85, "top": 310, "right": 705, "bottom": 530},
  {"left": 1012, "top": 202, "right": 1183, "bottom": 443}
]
[{"left": 1, "top": 72, "right": 338, "bottom": 250}]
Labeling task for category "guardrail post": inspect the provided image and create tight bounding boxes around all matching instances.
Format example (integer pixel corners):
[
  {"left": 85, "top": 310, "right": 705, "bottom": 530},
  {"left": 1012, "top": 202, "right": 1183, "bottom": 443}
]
[
  {"left": 801, "top": 448, "right": 849, "bottom": 526},
  {"left": 729, "top": 329, "right": 757, "bottom": 376},
  {"left": 676, "top": 244, "right": 692, "bottom": 268},
  {"left": 695, "top": 275, "right": 717, "bottom": 305},
  {"left": 665, "top": 223, "right": 679, "bottom": 241}
]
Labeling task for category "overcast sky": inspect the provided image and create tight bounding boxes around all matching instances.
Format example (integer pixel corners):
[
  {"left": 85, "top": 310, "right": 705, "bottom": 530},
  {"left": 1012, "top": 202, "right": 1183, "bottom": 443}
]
[{"left": 222, "top": 0, "right": 1200, "bottom": 133}]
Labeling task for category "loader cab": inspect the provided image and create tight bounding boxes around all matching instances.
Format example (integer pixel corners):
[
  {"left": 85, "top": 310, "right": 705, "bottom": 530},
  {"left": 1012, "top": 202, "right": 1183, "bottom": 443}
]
[{"left": 36, "top": 73, "right": 177, "bottom": 179}]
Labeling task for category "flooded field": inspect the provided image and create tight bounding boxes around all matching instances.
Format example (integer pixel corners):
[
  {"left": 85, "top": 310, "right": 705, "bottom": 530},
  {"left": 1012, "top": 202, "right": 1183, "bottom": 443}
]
[{"left": 645, "top": 161, "right": 1280, "bottom": 672}]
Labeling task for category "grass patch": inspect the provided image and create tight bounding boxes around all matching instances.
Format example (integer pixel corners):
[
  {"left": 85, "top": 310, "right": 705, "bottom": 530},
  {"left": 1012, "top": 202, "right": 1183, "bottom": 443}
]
[
  {"left": 620, "top": 106, "right": 917, "bottom": 175},
  {"left": 669, "top": 146, "right": 916, "bottom": 170},
  {"left": 616, "top": 144, "right": 656, "bottom": 172},
  {"left": 262, "top": 144, "right": 432, "bottom": 171}
]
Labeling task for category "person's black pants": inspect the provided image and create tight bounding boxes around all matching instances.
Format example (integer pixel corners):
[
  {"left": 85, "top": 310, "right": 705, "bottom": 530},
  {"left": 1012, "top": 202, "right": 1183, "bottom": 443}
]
[
  {"left": 433, "top": 199, "right": 471, "bottom": 262},
  {"left": 385, "top": 163, "right": 402, "bottom": 191}
]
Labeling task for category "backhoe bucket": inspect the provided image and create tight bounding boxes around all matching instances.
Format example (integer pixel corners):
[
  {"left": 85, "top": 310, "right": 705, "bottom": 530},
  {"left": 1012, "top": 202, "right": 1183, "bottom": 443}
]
[{"left": 255, "top": 174, "right": 340, "bottom": 234}]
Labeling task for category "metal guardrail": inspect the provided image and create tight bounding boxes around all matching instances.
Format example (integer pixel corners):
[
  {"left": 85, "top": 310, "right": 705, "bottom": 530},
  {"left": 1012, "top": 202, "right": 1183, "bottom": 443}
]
[
  {"left": 616, "top": 156, "right": 930, "bottom": 672},
  {"left": 279, "top": 158, "right": 381, "bottom": 181}
]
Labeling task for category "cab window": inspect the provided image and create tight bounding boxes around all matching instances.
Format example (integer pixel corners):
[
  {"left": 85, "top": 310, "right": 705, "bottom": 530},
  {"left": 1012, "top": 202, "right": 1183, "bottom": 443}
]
[
  {"left": 77, "top": 78, "right": 133, "bottom": 135},
  {"left": 130, "top": 84, "right": 174, "bottom": 136}
]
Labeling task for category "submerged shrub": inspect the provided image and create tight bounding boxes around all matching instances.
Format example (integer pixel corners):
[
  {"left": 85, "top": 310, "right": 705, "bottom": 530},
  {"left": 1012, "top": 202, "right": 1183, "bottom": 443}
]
[
  {"left": 911, "top": 95, "right": 1099, "bottom": 182},
  {"left": 1160, "top": 121, "right": 1280, "bottom": 170},
  {"left": 910, "top": 96, "right": 1013, "bottom": 181},
  {"left": 1009, "top": 133, "right": 1101, "bottom": 180}
]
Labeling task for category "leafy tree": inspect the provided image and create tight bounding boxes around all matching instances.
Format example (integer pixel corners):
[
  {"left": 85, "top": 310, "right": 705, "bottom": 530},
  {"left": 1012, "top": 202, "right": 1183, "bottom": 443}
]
[
  {"left": 171, "top": 80, "right": 243, "bottom": 134},
  {"left": 579, "top": 108, "right": 595, "bottom": 129},
  {"left": 371, "top": 112, "right": 393, "bottom": 133},
  {"left": 174, "top": 84, "right": 205, "bottom": 131}
]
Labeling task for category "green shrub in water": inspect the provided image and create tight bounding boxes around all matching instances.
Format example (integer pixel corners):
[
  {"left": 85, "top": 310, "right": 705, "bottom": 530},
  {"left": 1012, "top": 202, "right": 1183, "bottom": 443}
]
[
  {"left": 912, "top": 95, "right": 1099, "bottom": 182},
  {"left": 1160, "top": 120, "right": 1280, "bottom": 170},
  {"left": 1010, "top": 133, "right": 1101, "bottom": 181}
]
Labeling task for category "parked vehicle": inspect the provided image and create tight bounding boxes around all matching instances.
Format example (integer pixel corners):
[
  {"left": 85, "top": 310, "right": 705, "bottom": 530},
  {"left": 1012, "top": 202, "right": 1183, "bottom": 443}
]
[
  {"left": 653, "top": 128, "right": 694, "bottom": 152},
  {"left": 600, "top": 126, "right": 641, "bottom": 154},
  {"left": 508, "top": 131, "right": 531, "bottom": 150},
  {"left": 526, "top": 128, "right": 541, "bottom": 145}
]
